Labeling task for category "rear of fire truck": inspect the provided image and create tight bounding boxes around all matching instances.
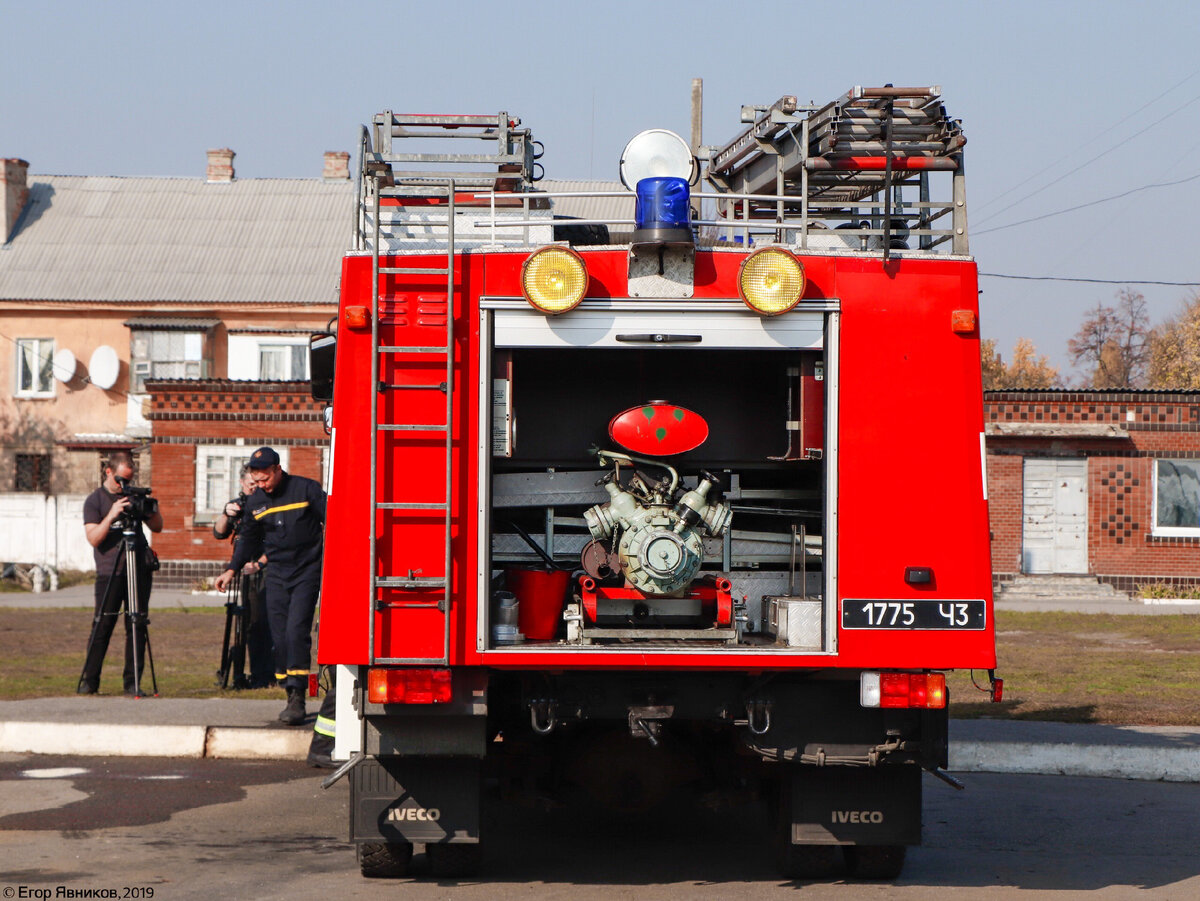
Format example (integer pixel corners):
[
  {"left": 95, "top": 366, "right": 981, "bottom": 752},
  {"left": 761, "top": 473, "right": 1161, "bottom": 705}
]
[{"left": 310, "top": 86, "right": 1000, "bottom": 880}]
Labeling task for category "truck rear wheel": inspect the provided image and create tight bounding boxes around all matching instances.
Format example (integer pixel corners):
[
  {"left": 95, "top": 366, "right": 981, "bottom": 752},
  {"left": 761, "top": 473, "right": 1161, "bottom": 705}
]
[
  {"left": 357, "top": 841, "right": 413, "bottom": 878},
  {"left": 775, "top": 843, "right": 843, "bottom": 880},
  {"left": 427, "top": 841, "right": 483, "bottom": 877},
  {"left": 844, "top": 844, "right": 906, "bottom": 879}
]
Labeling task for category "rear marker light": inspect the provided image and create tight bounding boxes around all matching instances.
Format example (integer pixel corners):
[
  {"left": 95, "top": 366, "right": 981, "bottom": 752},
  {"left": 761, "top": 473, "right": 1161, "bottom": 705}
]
[
  {"left": 951, "top": 309, "right": 977, "bottom": 333},
  {"left": 344, "top": 305, "right": 371, "bottom": 329},
  {"left": 860, "top": 672, "right": 947, "bottom": 709},
  {"left": 367, "top": 668, "right": 453, "bottom": 704}
]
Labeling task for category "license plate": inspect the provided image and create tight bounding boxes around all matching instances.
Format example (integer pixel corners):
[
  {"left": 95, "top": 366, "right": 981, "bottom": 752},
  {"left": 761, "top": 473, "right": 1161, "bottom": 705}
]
[{"left": 841, "top": 599, "right": 987, "bottom": 630}]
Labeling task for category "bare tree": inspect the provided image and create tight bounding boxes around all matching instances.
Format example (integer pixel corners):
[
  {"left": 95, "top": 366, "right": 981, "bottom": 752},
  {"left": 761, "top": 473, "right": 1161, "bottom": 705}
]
[{"left": 1068, "top": 288, "right": 1150, "bottom": 388}]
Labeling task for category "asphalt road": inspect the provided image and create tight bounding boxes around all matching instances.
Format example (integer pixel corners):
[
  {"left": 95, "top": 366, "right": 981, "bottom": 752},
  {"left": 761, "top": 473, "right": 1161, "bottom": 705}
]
[{"left": 1, "top": 754, "right": 1198, "bottom": 900}]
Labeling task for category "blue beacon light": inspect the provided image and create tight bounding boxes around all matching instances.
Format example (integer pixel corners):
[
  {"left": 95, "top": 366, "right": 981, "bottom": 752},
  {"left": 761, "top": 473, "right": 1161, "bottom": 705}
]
[{"left": 633, "top": 176, "right": 693, "bottom": 245}]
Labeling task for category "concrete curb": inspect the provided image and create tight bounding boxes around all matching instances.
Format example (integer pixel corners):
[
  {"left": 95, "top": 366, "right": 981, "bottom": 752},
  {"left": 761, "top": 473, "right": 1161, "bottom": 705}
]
[
  {"left": 205, "top": 726, "right": 311, "bottom": 759},
  {"left": 950, "top": 740, "right": 1200, "bottom": 782},
  {"left": 0, "top": 722, "right": 310, "bottom": 760},
  {"left": 0, "top": 721, "right": 209, "bottom": 757}
]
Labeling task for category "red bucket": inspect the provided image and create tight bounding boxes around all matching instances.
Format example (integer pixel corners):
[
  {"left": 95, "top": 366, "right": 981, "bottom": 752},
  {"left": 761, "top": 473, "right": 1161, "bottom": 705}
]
[{"left": 506, "top": 568, "right": 570, "bottom": 641}]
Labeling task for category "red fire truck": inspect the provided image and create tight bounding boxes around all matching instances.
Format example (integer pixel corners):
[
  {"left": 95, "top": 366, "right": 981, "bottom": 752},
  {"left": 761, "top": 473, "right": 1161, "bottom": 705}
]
[{"left": 309, "top": 85, "right": 1000, "bottom": 880}]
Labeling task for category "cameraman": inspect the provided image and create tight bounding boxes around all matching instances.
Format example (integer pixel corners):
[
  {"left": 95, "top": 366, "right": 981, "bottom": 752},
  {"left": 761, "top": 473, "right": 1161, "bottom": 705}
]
[
  {"left": 78, "top": 450, "right": 163, "bottom": 695},
  {"left": 214, "top": 465, "right": 275, "bottom": 688}
]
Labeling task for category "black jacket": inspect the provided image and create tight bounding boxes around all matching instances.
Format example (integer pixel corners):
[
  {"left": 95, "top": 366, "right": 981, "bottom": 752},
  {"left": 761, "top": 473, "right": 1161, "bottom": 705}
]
[{"left": 229, "top": 472, "right": 326, "bottom": 574}]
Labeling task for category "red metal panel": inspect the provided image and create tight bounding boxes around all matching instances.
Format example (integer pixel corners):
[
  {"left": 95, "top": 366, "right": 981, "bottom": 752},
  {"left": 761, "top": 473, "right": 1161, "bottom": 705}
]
[
  {"left": 800, "top": 354, "right": 824, "bottom": 459},
  {"left": 832, "top": 258, "right": 995, "bottom": 669},
  {"left": 317, "top": 257, "right": 376, "bottom": 664}
]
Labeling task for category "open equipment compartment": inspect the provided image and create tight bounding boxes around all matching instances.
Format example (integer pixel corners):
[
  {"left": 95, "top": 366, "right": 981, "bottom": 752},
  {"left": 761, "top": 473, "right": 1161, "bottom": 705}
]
[{"left": 478, "top": 294, "right": 837, "bottom": 654}]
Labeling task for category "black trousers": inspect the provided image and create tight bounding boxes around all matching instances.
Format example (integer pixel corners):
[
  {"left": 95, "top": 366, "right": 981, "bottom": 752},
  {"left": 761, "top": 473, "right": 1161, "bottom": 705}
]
[
  {"left": 264, "top": 559, "right": 322, "bottom": 691},
  {"left": 80, "top": 558, "right": 152, "bottom": 693}
]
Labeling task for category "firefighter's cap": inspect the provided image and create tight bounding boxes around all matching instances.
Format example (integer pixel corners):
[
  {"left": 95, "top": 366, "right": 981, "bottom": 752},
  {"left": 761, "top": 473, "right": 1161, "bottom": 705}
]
[{"left": 247, "top": 446, "right": 281, "bottom": 469}]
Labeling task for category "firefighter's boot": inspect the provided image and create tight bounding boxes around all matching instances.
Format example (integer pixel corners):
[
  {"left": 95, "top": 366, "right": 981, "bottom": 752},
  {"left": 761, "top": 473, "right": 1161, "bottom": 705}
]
[{"left": 280, "top": 687, "right": 307, "bottom": 725}]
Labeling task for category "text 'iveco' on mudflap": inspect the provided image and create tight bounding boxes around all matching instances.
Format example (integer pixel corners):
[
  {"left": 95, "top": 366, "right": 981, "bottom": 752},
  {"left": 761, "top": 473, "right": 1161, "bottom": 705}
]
[{"left": 306, "top": 85, "right": 1002, "bottom": 881}]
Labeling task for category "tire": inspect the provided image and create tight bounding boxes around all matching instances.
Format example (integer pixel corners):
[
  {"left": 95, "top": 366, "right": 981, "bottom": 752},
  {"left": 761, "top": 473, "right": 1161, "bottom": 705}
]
[
  {"left": 775, "top": 843, "right": 844, "bottom": 880},
  {"left": 845, "top": 844, "right": 907, "bottom": 880},
  {"left": 770, "top": 770, "right": 844, "bottom": 880},
  {"left": 427, "top": 841, "right": 483, "bottom": 877},
  {"left": 357, "top": 841, "right": 413, "bottom": 878}
]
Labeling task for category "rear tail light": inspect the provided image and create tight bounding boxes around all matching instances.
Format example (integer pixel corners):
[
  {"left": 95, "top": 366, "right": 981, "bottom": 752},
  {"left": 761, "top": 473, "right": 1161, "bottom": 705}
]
[
  {"left": 860, "top": 672, "right": 947, "bottom": 709},
  {"left": 367, "top": 667, "right": 453, "bottom": 704}
]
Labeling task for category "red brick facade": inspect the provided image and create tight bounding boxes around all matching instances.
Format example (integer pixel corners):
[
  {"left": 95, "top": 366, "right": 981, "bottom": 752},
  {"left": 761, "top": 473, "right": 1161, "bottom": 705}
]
[
  {"left": 145, "top": 378, "right": 328, "bottom": 586},
  {"left": 986, "top": 390, "right": 1200, "bottom": 592}
]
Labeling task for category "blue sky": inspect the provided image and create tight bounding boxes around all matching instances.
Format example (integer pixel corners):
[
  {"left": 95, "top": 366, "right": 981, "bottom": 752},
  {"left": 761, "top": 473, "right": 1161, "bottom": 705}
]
[{"left": 4, "top": 0, "right": 1199, "bottom": 379}]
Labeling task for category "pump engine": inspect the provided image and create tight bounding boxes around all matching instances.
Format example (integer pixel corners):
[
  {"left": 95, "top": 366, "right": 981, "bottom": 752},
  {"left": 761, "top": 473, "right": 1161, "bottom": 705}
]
[{"left": 582, "top": 448, "right": 731, "bottom": 595}]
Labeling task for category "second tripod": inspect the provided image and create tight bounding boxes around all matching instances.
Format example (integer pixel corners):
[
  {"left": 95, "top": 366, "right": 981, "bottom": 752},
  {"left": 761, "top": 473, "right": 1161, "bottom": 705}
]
[
  {"left": 217, "top": 575, "right": 251, "bottom": 689},
  {"left": 216, "top": 566, "right": 273, "bottom": 690}
]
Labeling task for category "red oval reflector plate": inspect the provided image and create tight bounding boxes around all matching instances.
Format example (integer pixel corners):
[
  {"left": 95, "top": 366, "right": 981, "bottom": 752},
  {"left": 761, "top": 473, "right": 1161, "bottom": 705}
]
[{"left": 608, "top": 403, "right": 709, "bottom": 456}]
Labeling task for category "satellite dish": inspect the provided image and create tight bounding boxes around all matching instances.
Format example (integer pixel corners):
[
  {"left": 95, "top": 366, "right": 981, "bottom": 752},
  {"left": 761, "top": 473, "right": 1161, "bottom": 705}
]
[
  {"left": 619, "top": 129, "right": 697, "bottom": 189},
  {"left": 88, "top": 345, "right": 119, "bottom": 390},
  {"left": 51, "top": 348, "right": 77, "bottom": 383}
]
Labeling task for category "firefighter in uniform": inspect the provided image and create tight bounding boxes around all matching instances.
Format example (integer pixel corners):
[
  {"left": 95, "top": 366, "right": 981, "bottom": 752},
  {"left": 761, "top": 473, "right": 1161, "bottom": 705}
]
[{"left": 215, "top": 447, "right": 325, "bottom": 725}]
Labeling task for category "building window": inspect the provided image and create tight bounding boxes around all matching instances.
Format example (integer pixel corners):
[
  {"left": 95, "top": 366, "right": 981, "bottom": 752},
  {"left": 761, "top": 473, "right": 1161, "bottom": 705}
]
[
  {"left": 14, "top": 454, "right": 51, "bottom": 492},
  {"left": 1153, "top": 459, "right": 1200, "bottom": 537},
  {"left": 259, "top": 344, "right": 309, "bottom": 380},
  {"left": 14, "top": 338, "right": 55, "bottom": 397},
  {"left": 130, "top": 330, "right": 209, "bottom": 393},
  {"left": 227, "top": 335, "right": 311, "bottom": 381},
  {"left": 195, "top": 445, "right": 289, "bottom": 521}
]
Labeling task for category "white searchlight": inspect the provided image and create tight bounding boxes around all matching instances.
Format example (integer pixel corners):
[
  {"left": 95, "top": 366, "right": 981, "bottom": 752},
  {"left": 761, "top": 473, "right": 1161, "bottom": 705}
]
[{"left": 619, "top": 129, "right": 696, "bottom": 246}]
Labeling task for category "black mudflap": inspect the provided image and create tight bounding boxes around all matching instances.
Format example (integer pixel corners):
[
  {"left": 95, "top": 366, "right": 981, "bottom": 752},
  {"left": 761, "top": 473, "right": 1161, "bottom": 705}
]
[
  {"left": 351, "top": 757, "right": 480, "bottom": 844},
  {"left": 788, "top": 765, "right": 922, "bottom": 846}
]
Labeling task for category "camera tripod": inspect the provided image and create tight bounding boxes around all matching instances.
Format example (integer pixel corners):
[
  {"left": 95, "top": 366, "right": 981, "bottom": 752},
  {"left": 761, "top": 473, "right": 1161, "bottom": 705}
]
[
  {"left": 217, "top": 573, "right": 252, "bottom": 689},
  {"left": 77, "top": 524, "right": 158, "bottom": 698}
]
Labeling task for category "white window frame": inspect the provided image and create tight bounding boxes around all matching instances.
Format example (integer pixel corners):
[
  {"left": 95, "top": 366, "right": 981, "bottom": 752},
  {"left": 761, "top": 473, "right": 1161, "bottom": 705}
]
[
  {"left": 14, "top": 337, "right": 55, "bottom": 398},
  {"left": 228, "top": 334, "right": 310, "bottom": 381},
  {"left": 130, "top": 329, "right": 208, "bottom": 393},
  {"left": 1152, "top": 458, "right": 1200, "bottom": 538},
  {"left": 258, "top": 342, "right": 309, "bottom": 380},
  {"left": 194, "top": 445, "right": 290, "bottom": 522}
]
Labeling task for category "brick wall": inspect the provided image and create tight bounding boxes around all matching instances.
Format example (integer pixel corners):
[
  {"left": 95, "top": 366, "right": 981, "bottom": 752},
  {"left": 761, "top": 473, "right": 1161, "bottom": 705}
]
[
  {"left": 985, "top": 391, "right": 1200, "bottom": 591},
  {"left": 145, "top": 379, "right": 327, "bottom": 586},
  {"left": 986, "top": 453, "right": 1022, "bottom": 575}
]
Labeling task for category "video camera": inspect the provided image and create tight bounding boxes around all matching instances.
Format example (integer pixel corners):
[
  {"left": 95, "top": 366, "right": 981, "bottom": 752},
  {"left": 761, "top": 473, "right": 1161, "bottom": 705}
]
[
  {"left": 225, "top": 492, "right": 250, "bottom": 534},
  {"left": 114, "top": 476, "right": 159, "bottom": 529}
]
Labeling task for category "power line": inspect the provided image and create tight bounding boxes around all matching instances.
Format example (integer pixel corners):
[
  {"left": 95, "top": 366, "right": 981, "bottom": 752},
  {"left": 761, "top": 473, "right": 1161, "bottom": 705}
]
[
  {"left": 973, "top": 67, "right": 1200, "bottom": 216},
  {"left": 975, "top": 89, "right": 1200, "bottom": 227},
  {"left": 975, "top": 171, "right": 1200, "bottom": 235},
  {"left": 979, "top": 273, "right": 1200, "bottom": 287}
]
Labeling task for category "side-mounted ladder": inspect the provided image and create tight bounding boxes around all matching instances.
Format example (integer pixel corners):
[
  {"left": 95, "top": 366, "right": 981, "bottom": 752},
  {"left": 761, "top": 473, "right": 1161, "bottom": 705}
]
[{"left": 358, "top": 112, "right": 537, "bottom": 666}]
